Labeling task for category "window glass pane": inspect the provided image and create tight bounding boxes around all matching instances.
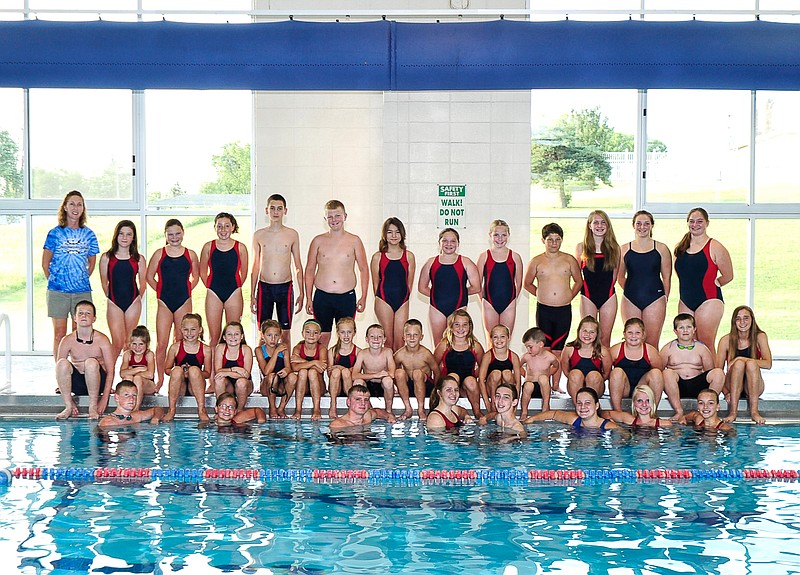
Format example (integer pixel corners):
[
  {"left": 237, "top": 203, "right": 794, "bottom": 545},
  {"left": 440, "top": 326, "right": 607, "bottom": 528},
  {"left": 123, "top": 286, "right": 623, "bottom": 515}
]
[
  {"left": 530, "top": 0, "right": 640, "bottom": 21},
  {"left": 643, "top": 0, "right": 754, "bottom": 21},
  {"left": 531, "top": 90, "right": 637, "bottom": 214},
  {"left": 755, "top": 220, "right": 800, "bottom": 356},
  {"left": 755, "top": 91, "right": 800, "bottom": 203},
  {"left": 28, "top": 0, "right": 138, "bottom": 21},
  {"left": 143, "top": 214, "right": 254, "bottom": 343},
  {"left": 145, "top": 90, "right": 252, "bottom": 212},
  {"left": 141, "top": 0, "right": 251, "bottom": 23},
  {"left": 645, "top": 90, "right": 750, "bottom": 204},
  {"left": 0, "top": 0, "right": 24, "bottom": 20},
  {"left": 29, "top": 89, "right": 132, "bottom": 200},
  {"left": 0, "top": 216, "right": 29, "bottom": 351},
  {"left": 0, "top": 88, "right": 23, "bottom": 199}
]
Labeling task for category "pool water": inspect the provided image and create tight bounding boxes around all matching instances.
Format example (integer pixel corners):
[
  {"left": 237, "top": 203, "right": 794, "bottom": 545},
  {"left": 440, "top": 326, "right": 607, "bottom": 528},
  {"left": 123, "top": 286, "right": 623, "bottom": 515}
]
[{"left": 1, "top": 420, "right": 800, "bottom": 574}]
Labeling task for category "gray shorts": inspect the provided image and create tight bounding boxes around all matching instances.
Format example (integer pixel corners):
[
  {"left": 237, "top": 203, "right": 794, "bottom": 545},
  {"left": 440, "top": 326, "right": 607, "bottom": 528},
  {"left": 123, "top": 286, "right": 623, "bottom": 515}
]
[{"left": 47, "top": 290, "right": 93, "bottom": 319}]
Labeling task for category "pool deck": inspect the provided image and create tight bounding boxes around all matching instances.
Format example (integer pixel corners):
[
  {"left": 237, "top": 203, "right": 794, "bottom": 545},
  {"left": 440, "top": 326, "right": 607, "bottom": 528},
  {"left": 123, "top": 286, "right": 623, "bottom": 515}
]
[{"left": 1, "top": 355, "right": 798, "bottom": 422}]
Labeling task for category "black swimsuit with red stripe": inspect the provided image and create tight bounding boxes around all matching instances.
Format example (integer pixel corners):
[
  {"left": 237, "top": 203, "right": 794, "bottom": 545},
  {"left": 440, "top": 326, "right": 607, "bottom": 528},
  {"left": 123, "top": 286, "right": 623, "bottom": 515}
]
[
  {"left": 107, "top": 255, "right": 139, "bottom": 312},
  {"left": 429, "top": 256, "right": 468, "bottom": 318},
  {"left": 483, "top": 250, "right": 517, "bottom": 314},
  {"left": 376, "top": 251, "right": 410, "bottom": 312}
]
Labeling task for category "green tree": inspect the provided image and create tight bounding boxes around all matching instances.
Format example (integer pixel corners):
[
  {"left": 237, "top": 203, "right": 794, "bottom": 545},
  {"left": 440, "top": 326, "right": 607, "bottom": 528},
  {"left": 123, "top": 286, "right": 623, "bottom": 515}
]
[
  {"left": 531, "top": 143, "right": 611, "bottom": 208},
  {"left": 200, "top": 141, "right": 251, "bottom": 195},
  {"left": 0, "top": 130, "right": 23, "bottom": 198},
  {"left": 531, "top": 107, "right": 668, "bottom": 207}
]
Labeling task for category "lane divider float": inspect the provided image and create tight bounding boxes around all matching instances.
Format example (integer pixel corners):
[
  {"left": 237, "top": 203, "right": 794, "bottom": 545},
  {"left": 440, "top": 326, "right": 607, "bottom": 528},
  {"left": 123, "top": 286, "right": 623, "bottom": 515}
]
[{"left": 1, "top": 467, "right": 798, "bottom": 486}]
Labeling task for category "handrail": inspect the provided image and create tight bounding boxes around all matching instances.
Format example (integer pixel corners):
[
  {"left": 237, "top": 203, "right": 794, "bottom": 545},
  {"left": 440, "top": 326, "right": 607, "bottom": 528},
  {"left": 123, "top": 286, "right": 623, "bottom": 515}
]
[{"left": 0, "top": 314, "right": 10, "bottom": 393}]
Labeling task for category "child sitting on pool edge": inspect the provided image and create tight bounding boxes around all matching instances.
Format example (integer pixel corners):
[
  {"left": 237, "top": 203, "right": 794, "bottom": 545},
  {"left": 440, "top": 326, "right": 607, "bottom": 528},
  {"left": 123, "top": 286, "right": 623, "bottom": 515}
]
[{"left": 98, "top": 380, "right": 164, "bottom": 427}]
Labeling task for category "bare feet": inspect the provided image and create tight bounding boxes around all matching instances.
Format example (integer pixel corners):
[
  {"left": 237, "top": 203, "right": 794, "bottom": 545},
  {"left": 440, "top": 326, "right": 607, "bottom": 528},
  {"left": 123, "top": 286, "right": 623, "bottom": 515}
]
[
  {"left": 88, "top": 409, "right": 100, "bottom": 420},
  {"left": 269, "top": 408, "right": 279, "bottom": 419},
  {"left": 311, "top": 410, "right": 322, "bottom": 421},
  {"left": 198, "top": 410, "right": 210, "bottom": 423},
  {"left": 751, "top": 411, "right": 766, "bottom": 425},
  {"left": 417, "top": 408, "right": 427, "bottom": 422},
  {"left": 386, "top": 413, "right": 397, "bottom": 423},
  {"left": 56, "top": 404, "right": 79, "bottom": 420},
  {"left": 397, "top": 407, "right": 413, "bottom": 422},
  {"left": 290, "top": 410, "right": 302, "bottom": 420},
  {"left": 327, "top": 409, "right": 338, "bottom": 419},
  {"left": 276, "top": 409, "right": 288, "bottom": 419},
  {"left": 723, "top": 411, "right": 738, "bottom": 424},
  {"left": 162, "top": 410, "right": 176, "bottom": 423},
  {"left": 671, "top": 410, "right": 685, "bottom": 423}
]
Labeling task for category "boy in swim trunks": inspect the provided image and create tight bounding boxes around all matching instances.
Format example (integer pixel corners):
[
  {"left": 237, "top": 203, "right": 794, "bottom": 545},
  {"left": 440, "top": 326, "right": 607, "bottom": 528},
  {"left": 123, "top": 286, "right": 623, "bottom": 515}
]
[
  {"left": 520, "top": 327, "right": 559, "bottom": 418},
  {"left": 329, "top": 384, "right": 396, "bottom": 431},
  {"left": 523, "top": 223, "right": 582, "bottom": 392},
  {"left": 251, "top": 194, "right": 304, "bottom": 350},
  {"left": 352, "top": 324, "right": 412, "bottom": 420},
  {"left": 98, "top": 380, "right": 164, "bottom": 427},
  {"left": 55, "top": 300, "right": 115, "bottom": 420},
  {"left": 394, "top": 319, "right": 441, "bottom": 421},
  {"left": 660, "top": 313, "right": 724, "bottom": 421},
  {"left": 304, "top": 200, "right": 370, "bottom": 347}
]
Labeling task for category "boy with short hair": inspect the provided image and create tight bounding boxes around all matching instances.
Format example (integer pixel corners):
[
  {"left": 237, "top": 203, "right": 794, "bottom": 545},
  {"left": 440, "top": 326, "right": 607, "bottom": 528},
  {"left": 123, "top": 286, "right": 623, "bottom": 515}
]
[
  {"left": 660, "top": 313, "right": 725, "bottom": 421},
  {"left": 523, "top": 223, "right": 582, "bottom": 391},
  {"left": 520, "top": 327, "right": 560, "bottom": 418},
  {"left": 329, "top": 384, "right": 395, "bottom": 430},
  {"left": 98, "top": 380, "right": 164, "bottom": 427},
  {"left": 251, "top": 194, "right": 304, "bottom": 349},
  {"left": 55, "top": 300, "right": 115, "bottom": 420},
  {"left": 394, "top": 319, "right": 440, "bottom": 421},
  {"left": 304, "top": 200, "right": 370, "bottom": 347},
  {"left": 479, "top": 382, "right": 527, "bottom": 436},
  {"left": 352, "top": 324, "right": 410, "bottom": 420}
]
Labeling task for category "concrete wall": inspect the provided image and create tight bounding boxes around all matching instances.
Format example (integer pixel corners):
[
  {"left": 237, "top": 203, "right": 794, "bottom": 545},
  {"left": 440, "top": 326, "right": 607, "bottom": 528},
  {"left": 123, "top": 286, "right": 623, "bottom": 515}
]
[{"left": 253, "top": 0, "right": 532, "bottom": 348}]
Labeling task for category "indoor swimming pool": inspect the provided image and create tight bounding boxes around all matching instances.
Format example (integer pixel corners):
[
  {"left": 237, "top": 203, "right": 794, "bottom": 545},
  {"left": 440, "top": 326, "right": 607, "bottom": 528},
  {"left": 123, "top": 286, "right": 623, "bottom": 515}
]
[{"left": 1, "top": 420, "right": 799, "bottom": 574}]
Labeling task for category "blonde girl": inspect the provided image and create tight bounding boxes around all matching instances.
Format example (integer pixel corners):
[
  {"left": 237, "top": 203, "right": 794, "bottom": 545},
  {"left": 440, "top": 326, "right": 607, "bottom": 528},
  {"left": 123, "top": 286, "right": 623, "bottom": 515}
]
[
  {"left": 213, "top": 321, "right": 254, "bottom": 411},
  {"left": 99, "top": 220, "right": 147, "bottom": 360},
  {"left": 146, "top": 219, "right": 200, "bottom": 386},
  {"left": 256, "top": 320, "right": 296, "bottom": 419},
  {"left": 162, "top": 313, "right": 211, "bottom": 422},
  {"left": 477, "top": 324, "right": 522, "bottom": 412},
  {"left": 327, "top": 317, "right": 360, "bottom": 418},
  {"left": 370, "top": 218, "right": 416, "bottom": 351},
  {"left": 575, "top": 210, "right": 620, "bottom": 348},
  {"left": 476, "top": 220, "right": 524, "bottom": 341},
  {"left": 433, "top": 309, "right": 485, "bottom": 417},
  {"left": 561, "top": 316, "right": 611, "bottom": 402},
  {"left": 118, "top": 325, "right": 156, "bottom": 410}
]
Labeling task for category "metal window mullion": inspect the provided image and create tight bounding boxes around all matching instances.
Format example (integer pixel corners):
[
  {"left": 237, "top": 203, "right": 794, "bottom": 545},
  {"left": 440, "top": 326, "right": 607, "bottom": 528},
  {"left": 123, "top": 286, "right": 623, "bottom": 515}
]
[
  {"left": 747, "top": 89, "right": 757, "bottom": 307},
  {"left": 636, "top": 89, "right": 647, "bottom": 211}
]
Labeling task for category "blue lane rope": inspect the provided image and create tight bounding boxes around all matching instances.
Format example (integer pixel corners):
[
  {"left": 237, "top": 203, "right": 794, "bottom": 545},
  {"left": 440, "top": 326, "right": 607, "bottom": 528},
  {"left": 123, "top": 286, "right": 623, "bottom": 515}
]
[{"left": 1, "top": 467, "right": 797, "bottom": 486}]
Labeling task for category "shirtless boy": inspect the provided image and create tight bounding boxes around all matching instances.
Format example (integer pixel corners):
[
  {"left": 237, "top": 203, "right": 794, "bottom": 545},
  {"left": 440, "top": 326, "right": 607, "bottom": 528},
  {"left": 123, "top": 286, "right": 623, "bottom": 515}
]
[
  {"left": 329, "top": 384, "right": 395, "bottom": 431},
  {"left": 520, "top": 327, "right": 559, "bottom": 418},
  {"left": 394, "top": 319, "right": 440, "bottom": 421},
  {"left": 660, "top": 313, "right": 725, "bottom": 421},
  {"left": 352, "top": 324, "right": 411, "bottom": 420},
  {"left": 523, "top": 223, "right": 582, "bottom": 390},
  {"left": 251, "top": 194, "right": 304, "bottom": 349},
  {"left": 480, "top": 382, "right": 527, "bottom": 436},
  {"left": 55, "top": 300, "right": 115, "bottom": 420},
  {"left": 98, "top": 380, "right": 164, "bottom": 427},
  {"left": 304, "top": 200, "right": 370, "bottom": 347}
]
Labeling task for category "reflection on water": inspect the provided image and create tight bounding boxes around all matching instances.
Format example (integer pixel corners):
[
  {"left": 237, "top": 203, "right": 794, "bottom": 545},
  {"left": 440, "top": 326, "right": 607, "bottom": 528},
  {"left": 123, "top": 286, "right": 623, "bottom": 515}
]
[{"left": 0, "top": 422, "right": 799, "bottom": 574}]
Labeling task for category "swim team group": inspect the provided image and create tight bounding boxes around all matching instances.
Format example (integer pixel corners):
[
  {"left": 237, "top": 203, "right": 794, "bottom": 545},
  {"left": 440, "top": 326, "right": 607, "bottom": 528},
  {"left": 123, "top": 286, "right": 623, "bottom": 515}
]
[{"left": 45, "top": 190, "right": 769, "bottom": 435}]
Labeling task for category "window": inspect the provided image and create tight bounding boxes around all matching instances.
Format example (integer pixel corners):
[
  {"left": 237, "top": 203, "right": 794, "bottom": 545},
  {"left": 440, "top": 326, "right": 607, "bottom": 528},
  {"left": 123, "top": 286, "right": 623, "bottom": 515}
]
[{"left": 29, "top": 89, "right": 133, "bottom": 201}]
